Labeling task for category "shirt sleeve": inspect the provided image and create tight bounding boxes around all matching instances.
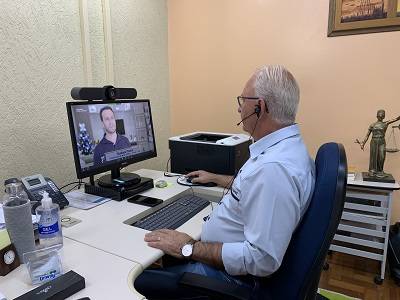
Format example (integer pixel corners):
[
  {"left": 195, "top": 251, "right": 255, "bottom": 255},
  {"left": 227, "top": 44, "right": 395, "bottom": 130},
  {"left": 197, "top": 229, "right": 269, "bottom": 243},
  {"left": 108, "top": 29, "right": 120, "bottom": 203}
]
[{"left": 222, "top": 163, "right": 301, "bottom": 277}]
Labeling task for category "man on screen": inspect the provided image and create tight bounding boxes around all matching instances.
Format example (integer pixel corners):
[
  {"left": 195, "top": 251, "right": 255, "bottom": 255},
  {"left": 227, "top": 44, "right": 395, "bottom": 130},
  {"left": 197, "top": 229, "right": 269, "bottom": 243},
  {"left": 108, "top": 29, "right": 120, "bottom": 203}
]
[{"left": 93, "top": 106, "right": 131, "bottom": 165}]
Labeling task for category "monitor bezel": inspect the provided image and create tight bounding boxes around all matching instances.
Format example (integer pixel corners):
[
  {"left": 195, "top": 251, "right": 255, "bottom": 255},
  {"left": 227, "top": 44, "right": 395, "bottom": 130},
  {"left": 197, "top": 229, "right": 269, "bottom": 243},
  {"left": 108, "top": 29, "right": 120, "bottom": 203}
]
[{"left": 66, "top": 99, "right": 157, "bottom": 179}]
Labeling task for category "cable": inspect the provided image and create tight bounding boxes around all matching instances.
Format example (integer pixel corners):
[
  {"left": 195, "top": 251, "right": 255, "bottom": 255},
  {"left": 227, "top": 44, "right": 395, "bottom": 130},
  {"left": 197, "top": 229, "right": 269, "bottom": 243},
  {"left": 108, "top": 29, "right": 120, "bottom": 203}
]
[
  {"left": 164, "top": 157, "right": 180, "bottom": 177},
  {"left": 166, "top": 157, "right": 170, "bottom": 172},
  {"left": 247, "top": 115, "right": 259, "bottom": 143},
  {"left": 59, "top": 181, "right": 82, "bottom": 191},
  {"left": 164, "top": 172, "right": 181, "bottom": 177},
  {"left": 77, "top": 179, "right": 84, "bottom": 189},
  {"left": 189, "top": 185, "right": 194, "bottom": 196},
  {"left": 63, "top": 183, "right": 80, "bottom": 194},
  {"left": 220, "top": 172, "right": 238, "bottom": 202},
  {"left": 217, "top": 114, "right": 257, "bottom": 201}
]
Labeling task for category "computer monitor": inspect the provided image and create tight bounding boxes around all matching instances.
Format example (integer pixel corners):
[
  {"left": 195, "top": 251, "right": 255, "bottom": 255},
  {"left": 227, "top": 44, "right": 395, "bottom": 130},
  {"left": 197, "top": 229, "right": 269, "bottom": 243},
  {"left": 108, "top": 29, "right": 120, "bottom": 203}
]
[{"left": 66, "top": 99, "right": 157, "bottom": 187}]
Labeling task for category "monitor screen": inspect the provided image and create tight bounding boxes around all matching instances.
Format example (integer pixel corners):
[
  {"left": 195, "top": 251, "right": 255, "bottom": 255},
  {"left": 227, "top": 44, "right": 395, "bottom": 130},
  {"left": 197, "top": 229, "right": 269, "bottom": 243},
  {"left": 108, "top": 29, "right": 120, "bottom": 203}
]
[{"left": 66, "top": 100, "right": 156, "bottom": 179}]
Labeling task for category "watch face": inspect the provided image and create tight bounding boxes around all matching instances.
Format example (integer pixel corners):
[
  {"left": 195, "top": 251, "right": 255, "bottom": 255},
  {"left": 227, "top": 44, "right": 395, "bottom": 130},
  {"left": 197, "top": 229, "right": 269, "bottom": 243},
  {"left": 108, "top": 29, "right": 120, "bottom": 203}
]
[
  {"left": 181, "top": 244, "right": 193, "bottom": 257},
  {"left": 4, "top": 250, "right": 15, "bottom": 265}
]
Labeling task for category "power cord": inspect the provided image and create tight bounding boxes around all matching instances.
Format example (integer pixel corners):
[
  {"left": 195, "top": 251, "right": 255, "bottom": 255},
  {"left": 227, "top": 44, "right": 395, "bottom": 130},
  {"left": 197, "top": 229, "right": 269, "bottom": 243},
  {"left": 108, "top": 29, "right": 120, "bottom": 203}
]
[
  {"left": 63, "top": 184, "right": 80, "bottom": 194},
  {"left": 164, "top": 157, "right": 180, "bottom": 177},
  {"left": 59, "top": 181, "right": 82, "bottom": 191},
  {"left": 61, "top": 179, "right": 85, "bottom": 194}
]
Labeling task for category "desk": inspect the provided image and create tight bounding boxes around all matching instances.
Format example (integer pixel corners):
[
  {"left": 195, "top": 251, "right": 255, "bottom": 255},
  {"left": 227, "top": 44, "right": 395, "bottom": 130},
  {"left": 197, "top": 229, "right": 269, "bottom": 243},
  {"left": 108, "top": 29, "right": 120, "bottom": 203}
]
[
  {"left": 62, "top": 169, "right": 222, "bottom": 268},
  {"left": 0, "top": 169, "right": 224, "bottom": 299},
  {"left": 330, "top": 174, "right": 400, "bottom": 284},
  {"left": 0, "top": 238, "right": 144, "bottom": 300}
]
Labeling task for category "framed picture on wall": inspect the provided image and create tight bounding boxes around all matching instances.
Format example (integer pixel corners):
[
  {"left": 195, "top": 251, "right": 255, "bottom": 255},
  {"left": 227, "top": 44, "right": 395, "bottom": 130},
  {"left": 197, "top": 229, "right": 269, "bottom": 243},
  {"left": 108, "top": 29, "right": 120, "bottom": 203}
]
[{"left": 328, "top": 0, "right": 400, "bottom": 36}]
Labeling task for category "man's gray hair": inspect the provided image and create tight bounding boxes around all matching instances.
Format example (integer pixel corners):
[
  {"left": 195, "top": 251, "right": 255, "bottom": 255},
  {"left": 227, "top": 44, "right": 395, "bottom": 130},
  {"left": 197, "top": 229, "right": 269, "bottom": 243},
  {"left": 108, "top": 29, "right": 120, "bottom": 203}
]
[{"left": 254, "top": 65, "right": 299, "bottom": 125}]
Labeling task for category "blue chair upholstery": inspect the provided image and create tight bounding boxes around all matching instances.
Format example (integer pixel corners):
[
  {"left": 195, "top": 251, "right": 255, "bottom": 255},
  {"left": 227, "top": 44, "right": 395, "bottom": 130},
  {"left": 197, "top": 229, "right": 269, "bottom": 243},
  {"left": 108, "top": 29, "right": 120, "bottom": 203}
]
[{"left": 179, "top": 142, "right": 347, "bottom": 300}]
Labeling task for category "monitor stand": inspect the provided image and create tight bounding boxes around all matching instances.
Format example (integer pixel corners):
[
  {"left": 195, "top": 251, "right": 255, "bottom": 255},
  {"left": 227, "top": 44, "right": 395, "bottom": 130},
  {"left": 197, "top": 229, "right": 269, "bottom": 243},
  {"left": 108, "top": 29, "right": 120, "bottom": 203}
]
[
  {"left": 97, "top": 168, "right": 141, "bottom": 188},
  {"left": 85, "top": 168, "right": 154, "bottom": 201}
]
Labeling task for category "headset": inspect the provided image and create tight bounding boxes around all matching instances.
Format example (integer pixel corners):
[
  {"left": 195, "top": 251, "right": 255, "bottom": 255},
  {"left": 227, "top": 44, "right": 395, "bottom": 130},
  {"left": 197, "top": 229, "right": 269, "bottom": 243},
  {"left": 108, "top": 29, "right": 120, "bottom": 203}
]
[
  {"left": 255, "top": 105, "right": 261, "bottom": 117},
  {"left": 236, "top": 104, "right": 261, "bottom": 126}
]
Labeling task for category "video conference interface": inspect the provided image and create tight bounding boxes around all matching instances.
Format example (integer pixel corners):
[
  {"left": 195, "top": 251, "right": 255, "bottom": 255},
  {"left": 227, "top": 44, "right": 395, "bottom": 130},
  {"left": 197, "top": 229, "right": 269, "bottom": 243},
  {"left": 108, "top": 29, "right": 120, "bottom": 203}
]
[{"left": 70, "top": 101, "right": 155, "bottom": 172}]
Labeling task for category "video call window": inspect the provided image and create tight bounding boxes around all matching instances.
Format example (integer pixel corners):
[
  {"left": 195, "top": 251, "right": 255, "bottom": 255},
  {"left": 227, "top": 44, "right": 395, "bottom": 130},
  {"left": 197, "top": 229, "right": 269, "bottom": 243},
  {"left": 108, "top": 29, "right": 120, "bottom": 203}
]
[{"left": 69, "top": 102, "right": 155, "bottom": 172}]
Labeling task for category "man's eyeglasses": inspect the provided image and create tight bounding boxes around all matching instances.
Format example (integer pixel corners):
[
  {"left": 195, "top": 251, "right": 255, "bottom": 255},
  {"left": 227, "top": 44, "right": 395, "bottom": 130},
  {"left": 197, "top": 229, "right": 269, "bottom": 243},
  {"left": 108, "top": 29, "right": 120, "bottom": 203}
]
[{"left": 237, "top": 96, "right": 259, "bottom": 107}]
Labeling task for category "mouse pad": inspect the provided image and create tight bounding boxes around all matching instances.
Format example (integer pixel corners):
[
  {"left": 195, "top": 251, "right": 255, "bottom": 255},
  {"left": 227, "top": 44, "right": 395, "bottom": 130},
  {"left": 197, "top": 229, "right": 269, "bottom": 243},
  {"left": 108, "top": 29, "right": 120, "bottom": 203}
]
[{"left": 177, "top": 177, "right": 217, "bottom": 187}]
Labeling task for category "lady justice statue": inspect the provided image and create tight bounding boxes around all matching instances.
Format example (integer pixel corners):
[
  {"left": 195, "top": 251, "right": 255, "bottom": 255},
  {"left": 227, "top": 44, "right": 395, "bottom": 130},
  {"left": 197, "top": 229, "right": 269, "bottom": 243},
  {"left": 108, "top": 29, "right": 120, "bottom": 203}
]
[{"left": 355, "top": 110, "right": 400, "bottom": 182}]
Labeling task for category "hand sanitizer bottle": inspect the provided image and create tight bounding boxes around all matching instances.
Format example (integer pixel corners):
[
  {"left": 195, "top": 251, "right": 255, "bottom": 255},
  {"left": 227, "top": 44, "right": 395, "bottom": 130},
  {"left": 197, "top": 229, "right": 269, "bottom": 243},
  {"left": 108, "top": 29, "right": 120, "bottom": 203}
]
[{"left": 35, "top": 192, "right": 63, "bottom": 247}]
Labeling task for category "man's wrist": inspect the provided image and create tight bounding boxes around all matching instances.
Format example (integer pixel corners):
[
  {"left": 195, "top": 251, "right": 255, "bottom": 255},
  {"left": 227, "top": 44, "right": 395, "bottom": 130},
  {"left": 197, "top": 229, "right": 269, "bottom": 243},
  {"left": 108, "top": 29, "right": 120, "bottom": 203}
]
[{"left": 181, "top": 239, "right": 196, "bottom": 259}]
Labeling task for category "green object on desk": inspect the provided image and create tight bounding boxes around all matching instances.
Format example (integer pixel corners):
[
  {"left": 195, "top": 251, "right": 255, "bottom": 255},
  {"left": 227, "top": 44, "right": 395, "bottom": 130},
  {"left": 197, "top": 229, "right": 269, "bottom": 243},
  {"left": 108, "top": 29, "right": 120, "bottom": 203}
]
[{"left": 0, "top": 229, "right": 11, "bottom": 249}]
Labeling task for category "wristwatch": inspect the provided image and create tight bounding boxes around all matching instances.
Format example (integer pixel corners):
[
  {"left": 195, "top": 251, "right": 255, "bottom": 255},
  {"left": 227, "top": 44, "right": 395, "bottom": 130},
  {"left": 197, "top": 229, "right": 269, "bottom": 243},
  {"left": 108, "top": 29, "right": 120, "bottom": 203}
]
[{"left": 181, "top": 240, "right": 196, "bottom": 259}]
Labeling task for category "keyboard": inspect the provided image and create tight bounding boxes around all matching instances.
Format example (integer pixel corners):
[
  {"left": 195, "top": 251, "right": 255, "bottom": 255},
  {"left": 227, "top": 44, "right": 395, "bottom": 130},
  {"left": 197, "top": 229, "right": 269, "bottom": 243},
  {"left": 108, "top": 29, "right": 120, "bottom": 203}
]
[{"left": 131, "top": 194, "right": 209, "bottom": 231}]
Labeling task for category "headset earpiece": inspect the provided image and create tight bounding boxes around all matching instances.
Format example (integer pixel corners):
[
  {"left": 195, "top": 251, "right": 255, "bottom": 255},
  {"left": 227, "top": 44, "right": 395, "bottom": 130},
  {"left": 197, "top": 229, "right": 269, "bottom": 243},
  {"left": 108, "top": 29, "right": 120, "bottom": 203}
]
[{"left": 255, "top": 105, "right": 261, "bottom": 117}]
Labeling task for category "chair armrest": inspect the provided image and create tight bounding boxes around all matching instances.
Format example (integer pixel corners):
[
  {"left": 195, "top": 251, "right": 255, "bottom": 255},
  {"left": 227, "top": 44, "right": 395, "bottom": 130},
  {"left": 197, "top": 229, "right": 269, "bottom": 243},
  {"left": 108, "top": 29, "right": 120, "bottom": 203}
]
[{"left": 178, "top": 272, "right": 253, "bottom": 300}]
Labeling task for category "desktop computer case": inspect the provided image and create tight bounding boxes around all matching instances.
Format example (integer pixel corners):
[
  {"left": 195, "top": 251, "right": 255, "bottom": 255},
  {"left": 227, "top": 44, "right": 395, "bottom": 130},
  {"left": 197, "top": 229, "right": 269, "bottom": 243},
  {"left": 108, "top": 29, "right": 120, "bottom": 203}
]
[{"left": 169, "top": 132, "right": 251, "bottom": 175}]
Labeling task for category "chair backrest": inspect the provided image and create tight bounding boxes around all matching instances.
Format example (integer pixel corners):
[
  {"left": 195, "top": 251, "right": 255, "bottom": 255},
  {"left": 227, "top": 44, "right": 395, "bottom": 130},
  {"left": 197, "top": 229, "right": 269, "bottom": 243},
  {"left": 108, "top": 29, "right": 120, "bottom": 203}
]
[{"left": 262, "top": 142, "right": 347, "bottom": 300}]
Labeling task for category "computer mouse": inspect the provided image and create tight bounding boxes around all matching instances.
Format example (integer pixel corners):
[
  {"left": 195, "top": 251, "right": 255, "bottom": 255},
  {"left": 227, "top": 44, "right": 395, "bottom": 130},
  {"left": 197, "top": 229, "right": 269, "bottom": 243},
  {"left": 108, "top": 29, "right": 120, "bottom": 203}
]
[
  {"left": 155, "top": 180, "right": 168, "bottom": 188},
  {"left": 186, "top": 175, "right": 199, "bottom": 183}
]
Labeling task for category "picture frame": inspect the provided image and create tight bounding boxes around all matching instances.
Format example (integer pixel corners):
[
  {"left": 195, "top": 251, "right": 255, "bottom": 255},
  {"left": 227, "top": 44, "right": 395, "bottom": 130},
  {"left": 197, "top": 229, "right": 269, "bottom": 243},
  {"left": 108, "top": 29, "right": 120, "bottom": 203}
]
[{"left": 328, "top": 0, "right": 400, "bottom": 36}]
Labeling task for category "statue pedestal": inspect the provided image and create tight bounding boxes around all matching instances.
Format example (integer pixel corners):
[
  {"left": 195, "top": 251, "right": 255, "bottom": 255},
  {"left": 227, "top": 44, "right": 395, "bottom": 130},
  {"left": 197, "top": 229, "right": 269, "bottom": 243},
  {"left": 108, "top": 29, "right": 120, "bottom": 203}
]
[{"left": 362, "top": 172, "right": 395, "bottom": 183}]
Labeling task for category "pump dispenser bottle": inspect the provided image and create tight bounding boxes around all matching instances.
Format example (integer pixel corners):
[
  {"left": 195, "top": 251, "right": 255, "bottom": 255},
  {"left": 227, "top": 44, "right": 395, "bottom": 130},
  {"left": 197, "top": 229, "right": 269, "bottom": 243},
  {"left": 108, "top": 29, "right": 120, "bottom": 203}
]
[{"left": 35, "top": 192, "right": 63, "bottom": 247}]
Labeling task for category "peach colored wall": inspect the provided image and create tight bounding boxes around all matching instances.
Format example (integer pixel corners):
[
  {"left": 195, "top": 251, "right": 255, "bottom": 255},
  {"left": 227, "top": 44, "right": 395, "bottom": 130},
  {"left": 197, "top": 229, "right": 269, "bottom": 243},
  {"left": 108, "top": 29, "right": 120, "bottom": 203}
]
[{"left": 168, "top": 0, "right": 400, "bottom": 222}]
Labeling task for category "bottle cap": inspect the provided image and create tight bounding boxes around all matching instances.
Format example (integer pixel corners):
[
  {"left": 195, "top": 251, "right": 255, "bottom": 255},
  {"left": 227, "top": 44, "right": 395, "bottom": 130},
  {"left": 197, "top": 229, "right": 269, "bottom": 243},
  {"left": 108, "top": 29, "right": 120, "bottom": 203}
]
[
  {"left": 41, "top": 191, "right": 53, "bottom": 209},
  {"left": 5, "top": 182, "right": 24, "bottom": 194}
]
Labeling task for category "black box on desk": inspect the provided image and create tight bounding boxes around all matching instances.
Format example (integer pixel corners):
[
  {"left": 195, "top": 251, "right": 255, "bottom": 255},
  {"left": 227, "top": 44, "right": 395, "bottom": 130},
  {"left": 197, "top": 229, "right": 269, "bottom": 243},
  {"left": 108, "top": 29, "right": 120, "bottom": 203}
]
[
  {"left": 14, "top": 270, "right": 85, "bottom": 300},
  {"left": 84, "top": 176, "right": 154, "bottom": 201},
  {"left": 169, "top": 132, "right": 251, "bottom": 175}
]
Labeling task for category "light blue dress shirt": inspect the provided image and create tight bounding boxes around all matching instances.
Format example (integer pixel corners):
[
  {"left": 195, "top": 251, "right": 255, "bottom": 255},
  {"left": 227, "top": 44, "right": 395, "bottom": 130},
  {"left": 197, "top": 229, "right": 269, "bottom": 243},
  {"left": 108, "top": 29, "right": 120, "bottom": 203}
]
[{"left": 201, "top": 124, "right": 315, "bottom": 277}]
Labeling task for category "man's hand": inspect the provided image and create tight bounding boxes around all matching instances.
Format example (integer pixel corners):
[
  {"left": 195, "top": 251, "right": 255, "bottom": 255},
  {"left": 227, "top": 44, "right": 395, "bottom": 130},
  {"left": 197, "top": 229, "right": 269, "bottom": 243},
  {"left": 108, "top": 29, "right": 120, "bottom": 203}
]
[
  {"left": 186, "top": 170, "right": 216, "bottom": 184},
  {"left": 186, "top": 170, "right": 233, "bottom": 188},
  {"left": 144, "top": 229, "right": 194, "bottom": 259}
]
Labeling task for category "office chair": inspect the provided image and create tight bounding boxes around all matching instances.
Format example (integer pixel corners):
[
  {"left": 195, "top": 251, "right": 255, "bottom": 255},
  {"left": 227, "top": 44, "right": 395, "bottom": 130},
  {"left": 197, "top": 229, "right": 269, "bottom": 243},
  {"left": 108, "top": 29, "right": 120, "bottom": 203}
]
[{"left": 178, "top": 142, "right": 348, "bottom": 300}]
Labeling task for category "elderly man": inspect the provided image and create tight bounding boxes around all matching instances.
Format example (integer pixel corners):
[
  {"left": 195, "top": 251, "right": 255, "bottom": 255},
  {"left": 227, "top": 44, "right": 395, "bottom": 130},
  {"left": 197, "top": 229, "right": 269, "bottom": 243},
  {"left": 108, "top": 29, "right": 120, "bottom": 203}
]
[{"left": 135, "top": 65, "right": 315, "bottom": 299}]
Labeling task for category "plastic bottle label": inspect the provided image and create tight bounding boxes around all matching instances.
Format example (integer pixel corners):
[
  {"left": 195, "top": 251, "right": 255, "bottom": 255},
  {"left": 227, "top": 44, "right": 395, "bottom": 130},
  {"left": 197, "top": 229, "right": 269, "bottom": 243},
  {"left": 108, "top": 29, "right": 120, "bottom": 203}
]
[{"left": 38, "top": 222, "right": 59, "bottom": 235}]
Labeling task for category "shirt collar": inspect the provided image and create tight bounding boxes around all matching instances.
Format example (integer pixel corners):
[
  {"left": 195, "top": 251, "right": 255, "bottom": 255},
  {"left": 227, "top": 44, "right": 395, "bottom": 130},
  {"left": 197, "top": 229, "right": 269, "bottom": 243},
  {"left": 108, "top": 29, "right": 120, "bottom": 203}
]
[
  {"left": 249, "top": 124, "right": 300, "bottom": 159},
  {"left": 101, "top": 133, "right": 121, "bottom": 145}
]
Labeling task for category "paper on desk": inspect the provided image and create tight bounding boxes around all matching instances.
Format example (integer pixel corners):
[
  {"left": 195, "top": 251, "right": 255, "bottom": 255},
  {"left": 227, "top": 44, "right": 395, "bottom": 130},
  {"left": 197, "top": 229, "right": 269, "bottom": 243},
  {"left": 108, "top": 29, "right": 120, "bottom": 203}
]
[
  {"left": 0, "top": 204, "right": 38, "bottom": 229},
  {"left": 65, "top": 190, "right": 110, "bottom": 210}
]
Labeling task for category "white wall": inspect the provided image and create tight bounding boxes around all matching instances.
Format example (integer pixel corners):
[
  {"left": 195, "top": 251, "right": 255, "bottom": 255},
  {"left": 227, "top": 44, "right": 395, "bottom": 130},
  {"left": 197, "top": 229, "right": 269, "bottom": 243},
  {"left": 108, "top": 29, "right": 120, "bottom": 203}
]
[
  {"left": 110, "top": 0, "right": 170, "bottom": 174},
  {"left": 0, "top": 0, "right": 169, "bottom": 188}
]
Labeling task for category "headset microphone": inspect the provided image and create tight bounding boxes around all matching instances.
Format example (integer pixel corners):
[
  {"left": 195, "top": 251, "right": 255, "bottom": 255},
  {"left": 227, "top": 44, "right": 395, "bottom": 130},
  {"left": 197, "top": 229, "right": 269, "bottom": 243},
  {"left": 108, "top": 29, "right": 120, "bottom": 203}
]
[
  {"left": 236, "top": 105, "right": 261, "bottom": 126},
  {"left": 236, "top": 111, "right": 257, "bottom": 126}
]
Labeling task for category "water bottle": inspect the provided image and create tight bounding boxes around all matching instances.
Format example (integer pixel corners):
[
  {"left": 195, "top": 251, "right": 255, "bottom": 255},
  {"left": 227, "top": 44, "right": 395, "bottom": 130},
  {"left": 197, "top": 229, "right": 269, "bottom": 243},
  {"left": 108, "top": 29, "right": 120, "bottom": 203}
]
[
  {"left": 35, "top": 192, "right": 63, "bottom": 247},
  {"left": 3, "top": 182, "right": 35, "bottom": 261}
]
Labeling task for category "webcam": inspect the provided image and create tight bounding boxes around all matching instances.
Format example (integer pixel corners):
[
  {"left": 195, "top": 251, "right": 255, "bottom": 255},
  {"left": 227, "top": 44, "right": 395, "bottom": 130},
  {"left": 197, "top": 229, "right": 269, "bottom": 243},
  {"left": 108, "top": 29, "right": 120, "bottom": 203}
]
[{"left": 71, "top": 85, "right": 137, "bottom": 101}]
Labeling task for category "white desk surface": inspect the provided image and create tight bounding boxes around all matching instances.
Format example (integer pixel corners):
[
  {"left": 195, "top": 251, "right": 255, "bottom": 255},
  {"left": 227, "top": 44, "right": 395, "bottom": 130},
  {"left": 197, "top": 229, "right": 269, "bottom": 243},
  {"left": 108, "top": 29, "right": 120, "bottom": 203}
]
[
  {"left": 0, "top": 238, "right": 144, "bottom": 300},
  {"left": 61, "top": 169, "right": 222, "bottom": 269},
  {"left": 0, "top": 169, "right": 224, "bottom": 300}
]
